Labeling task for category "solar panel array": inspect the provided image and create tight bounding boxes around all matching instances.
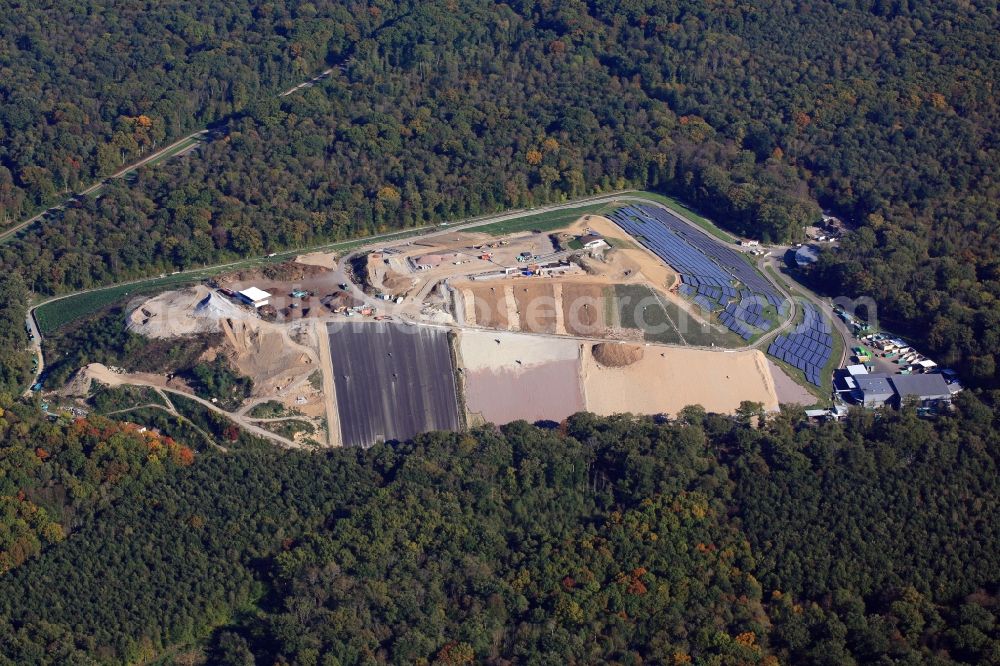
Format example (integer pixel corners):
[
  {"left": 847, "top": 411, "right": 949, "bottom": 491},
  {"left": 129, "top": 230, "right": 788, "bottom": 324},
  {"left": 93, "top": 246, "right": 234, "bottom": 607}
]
[
  {"left": 725, "top": 299, "right": 773, "bottom": 332},
  {"left": 608, "top": 204, "right": 785, "bottom": 339},
  {"left": 607, "top": 203, "right": 835, "bottom": 387},
  {"left": 697, "top": 285, "right": 722, "bottom": 300},
  {"left": 608, "top": 206, "right": 734, "bottom": 288},
  {"left": 767, "top": 303, "right": 834, "bottom": 386}
]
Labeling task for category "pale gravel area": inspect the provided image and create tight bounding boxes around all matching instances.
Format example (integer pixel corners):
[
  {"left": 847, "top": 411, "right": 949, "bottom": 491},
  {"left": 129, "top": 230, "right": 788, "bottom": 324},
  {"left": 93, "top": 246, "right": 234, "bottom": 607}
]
[
  {"left": 767, "top": 360, "right": 818, "bottom": 406},
  {"left": 459, "top": 330, "right": 581, "bottom": 369},
  {"left": 126, "top": 285, "right": 252, "bottom": 338},
  {"left": 458, "top": 330, "right": 584, "bottom": 425}
]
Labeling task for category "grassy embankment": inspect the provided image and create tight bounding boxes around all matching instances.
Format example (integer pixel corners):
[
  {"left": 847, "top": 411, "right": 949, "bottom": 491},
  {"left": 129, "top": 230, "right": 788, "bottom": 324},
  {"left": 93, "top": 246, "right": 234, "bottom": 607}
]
[
  {"left": 632, "top": 191, "right": 738, "bottom": 244},
  {"left": 474, "top": 203, "right": 614, "bottom": 236}
]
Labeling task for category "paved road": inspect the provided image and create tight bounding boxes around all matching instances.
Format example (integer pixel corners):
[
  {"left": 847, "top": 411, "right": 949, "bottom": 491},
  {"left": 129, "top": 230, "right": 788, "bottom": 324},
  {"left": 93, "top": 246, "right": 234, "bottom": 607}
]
[
  {"left": 0, "top": 131, "right": 209, "bottom": 244},
  {"left": 22, "top": 312, "right": 43, "bottom": 398},
  {"left": 279, "top": 66, "right": 341, "bottom": 96},
  {"left": 759, "top": 252, "right": 852, "bottom": 371}
]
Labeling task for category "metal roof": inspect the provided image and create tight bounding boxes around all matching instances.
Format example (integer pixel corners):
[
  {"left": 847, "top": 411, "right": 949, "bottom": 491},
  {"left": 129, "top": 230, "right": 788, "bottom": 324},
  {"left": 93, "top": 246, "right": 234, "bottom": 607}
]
[
  {"left": 889, "top": 373, "right": 951, "bottom": 399},
  {"left": 238, "top": 287, "right": 271, "bottom": 302},
  {"left": 856, "top": 373, "right": 894, "bottom": 397}
]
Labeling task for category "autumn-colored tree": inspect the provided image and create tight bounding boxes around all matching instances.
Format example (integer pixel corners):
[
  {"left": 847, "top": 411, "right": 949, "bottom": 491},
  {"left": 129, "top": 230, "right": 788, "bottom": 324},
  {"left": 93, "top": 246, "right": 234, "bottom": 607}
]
[
  {"left": 433, "top": 641, "right": 475, "bottom": 665},
  {"left": 376, "top": 185, "right": 401, "bottom": 204}
]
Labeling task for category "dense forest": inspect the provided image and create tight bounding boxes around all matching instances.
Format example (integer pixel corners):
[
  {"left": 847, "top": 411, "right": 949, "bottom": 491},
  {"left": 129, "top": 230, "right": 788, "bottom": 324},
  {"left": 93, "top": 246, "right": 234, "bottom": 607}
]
[
  {"left": 0, "top": 0, "right": 419, "bottom": 217},
  {"left": 0, "top": 2, "right": 998, "bottom": 661},
  {"left": 0, "top": 397, "right": 997, "bottom": 663}
]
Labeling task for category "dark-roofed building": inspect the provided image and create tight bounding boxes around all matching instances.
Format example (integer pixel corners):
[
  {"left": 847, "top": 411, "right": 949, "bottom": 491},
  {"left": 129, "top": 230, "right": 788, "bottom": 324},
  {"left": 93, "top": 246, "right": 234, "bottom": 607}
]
[
  {"left": 888, "top": 373, "right": 952, "bottom": 409},
  {"left": 855, "top": 373, "right": 894, "bottom": 408},
  {"left": 854, "top": 371, "right": 954, "bottom": 411}
]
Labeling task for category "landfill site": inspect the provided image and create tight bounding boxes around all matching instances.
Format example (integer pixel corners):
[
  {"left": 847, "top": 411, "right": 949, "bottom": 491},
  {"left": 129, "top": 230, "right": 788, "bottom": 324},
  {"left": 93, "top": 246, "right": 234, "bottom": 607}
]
[{"left": 69, "top": 204, "right": 869, "bottom": 448}]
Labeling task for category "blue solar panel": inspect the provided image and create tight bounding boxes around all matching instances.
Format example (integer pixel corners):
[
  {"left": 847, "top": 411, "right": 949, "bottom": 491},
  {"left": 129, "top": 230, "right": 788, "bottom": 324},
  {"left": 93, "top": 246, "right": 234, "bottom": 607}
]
[{"left": 609, "top": 205, "right": 782, "bottom": 309}]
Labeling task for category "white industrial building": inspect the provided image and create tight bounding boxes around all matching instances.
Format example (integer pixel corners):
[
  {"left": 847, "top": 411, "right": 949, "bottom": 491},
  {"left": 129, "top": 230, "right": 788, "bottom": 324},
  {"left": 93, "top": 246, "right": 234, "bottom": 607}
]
[{"left": 238, "top": 287, "right": 272, "bottom": 308}]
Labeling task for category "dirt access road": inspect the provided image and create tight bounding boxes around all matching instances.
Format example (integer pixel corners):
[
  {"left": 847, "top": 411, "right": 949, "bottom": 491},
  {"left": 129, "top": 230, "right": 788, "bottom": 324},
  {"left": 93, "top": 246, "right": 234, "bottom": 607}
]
[
  {"left": 84, "top": 364, "right": 301, "bottom": 448},
  {"left": 314, "top": 320, "right": 342, "bottom": 446}
]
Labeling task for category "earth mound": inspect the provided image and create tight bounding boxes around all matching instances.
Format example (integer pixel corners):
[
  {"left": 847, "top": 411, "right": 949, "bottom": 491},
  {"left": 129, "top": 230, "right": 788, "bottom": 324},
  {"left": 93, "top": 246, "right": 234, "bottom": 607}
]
[
  {"left": 592, "top": 343, "right": 644, "bottom": 368},
  {"left": 193, "top": 291, "right": 246, "bottom": 320}
]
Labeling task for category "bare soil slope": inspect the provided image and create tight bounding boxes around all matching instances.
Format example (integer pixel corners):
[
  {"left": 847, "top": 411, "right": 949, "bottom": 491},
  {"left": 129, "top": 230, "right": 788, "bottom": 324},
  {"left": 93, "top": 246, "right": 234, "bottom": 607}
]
[{"left": 582, "top": 345, "right": 779, "bottom": 416}]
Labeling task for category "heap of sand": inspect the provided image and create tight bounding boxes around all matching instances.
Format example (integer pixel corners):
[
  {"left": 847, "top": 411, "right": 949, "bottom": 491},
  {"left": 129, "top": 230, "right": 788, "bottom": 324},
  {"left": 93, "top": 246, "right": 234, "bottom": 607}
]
[
  {"left": 592, "top": 343, "right": 644, "bottom": 367},
  {"left": 582, "top": 345, "right": 779, "bottom": 416},
  {"left": 382, "top": 269, "right": 416, "bottom": 294},
  {"left": 220, "top": 319, "right": 319, "bottom": 401}
]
